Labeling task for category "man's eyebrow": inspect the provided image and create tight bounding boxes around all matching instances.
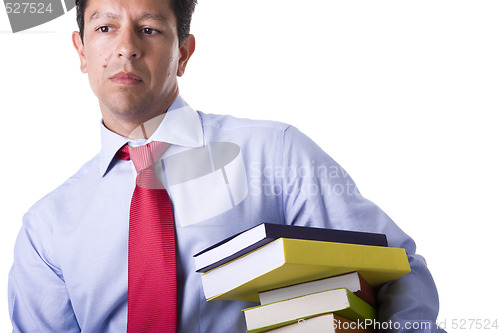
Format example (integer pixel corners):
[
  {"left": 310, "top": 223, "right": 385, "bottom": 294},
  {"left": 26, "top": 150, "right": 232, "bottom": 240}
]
[
  {"left": 89, "top": 11, "right": 120, "bottom": 21},
  {"left": 88, "top": 12, "right": 168, "bottom": 22},
  {"left": 137, "top": 13, "right": 168, "bottom": 22}
]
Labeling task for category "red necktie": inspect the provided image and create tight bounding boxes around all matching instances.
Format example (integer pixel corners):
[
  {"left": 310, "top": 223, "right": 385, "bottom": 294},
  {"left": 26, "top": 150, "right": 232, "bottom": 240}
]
[{"left": 118, "top": 142, "right": 177, "bottom": 332}]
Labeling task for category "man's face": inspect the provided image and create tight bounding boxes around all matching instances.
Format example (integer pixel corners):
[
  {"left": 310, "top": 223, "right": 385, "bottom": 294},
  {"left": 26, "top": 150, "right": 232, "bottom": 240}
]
[{"left": 72, "top": 0, "right": 194, "bottom": 133}]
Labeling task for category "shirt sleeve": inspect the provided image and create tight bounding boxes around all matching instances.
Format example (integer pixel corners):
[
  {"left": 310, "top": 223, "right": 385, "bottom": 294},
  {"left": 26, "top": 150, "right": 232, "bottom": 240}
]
[
  {"left": 8, "top": 211, "right": 80, "bottom": 332},
  {"left": 280, "top": 126, "right": 446, "bottom": 333}
]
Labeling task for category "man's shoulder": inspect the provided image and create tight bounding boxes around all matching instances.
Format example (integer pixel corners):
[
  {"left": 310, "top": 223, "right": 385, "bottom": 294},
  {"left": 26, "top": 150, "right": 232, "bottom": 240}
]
[
  {"left": 197, "top": 111, "right": 292, "bottom": 133},
  {"left": 195, "top": 110, "right": 318, "bottom": 152},
  {"left": 27, "top": 155, "right": 101, "bottom": 214}
]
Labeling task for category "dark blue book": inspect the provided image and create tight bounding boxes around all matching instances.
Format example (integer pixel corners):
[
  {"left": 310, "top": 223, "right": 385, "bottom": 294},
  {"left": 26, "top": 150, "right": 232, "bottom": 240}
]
[{"left": 194, "top": 223, "right": 388, "bottom": 273}]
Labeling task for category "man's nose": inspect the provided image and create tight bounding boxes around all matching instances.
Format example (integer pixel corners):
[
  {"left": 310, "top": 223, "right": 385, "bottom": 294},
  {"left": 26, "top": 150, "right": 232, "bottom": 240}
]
[{"left": 116, "top": 28, "right": 141, "bottom": 59}]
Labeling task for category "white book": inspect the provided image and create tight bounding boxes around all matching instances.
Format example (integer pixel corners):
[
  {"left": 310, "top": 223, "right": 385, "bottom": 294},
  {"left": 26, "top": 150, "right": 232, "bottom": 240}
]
[{"left": 259, "top": 272, "right": 375, "bottom": 306}]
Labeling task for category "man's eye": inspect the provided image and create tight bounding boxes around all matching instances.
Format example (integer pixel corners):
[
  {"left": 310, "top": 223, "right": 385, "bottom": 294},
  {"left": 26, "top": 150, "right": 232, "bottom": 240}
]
[
  {"left": 142, "top": 28, "right": 159, "bottom": 35},
  {"left": 97, "top": 26, "right": 112, "bottom": 33}
]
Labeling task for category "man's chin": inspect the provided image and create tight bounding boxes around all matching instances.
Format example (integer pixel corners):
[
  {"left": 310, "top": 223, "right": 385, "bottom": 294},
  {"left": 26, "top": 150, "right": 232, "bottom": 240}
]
[
  {"left": 99, "top": 98, "right": 154, "bottom": 120},
  {"left": 101, "top": 94, "right": 150, "bottom": 110}
]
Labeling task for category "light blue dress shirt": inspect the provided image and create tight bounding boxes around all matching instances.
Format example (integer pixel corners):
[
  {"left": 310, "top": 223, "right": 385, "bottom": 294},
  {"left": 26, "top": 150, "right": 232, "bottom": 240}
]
[{"left": 9, "top": 96, "right": 445, "bottom": 332}]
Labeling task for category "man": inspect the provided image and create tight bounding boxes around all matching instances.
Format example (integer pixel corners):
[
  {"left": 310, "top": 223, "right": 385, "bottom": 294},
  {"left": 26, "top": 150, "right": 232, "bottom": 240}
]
[{"left": 8, "top": 0, "right": 444, "bottom": 332}]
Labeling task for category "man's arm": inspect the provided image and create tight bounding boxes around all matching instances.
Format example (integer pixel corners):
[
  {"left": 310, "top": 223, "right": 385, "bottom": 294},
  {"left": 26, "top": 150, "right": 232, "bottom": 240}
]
[
  {"left": 279, "top": 126, "right": 445, "bottom": 332},
  {"left": 9, "top": 211, "right": 80, "bottom": 332}
]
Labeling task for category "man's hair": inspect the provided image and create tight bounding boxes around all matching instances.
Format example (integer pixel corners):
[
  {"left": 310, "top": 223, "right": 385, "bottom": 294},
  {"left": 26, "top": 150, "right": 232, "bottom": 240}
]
[{"left": 75, "top": 0, "right": 197, "bottom": 43}]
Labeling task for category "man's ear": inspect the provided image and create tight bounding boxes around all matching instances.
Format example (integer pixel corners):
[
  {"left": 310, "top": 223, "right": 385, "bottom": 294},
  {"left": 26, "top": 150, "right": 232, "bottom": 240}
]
[
  {"left": 177, "top": 34, "right": 196, "bottom": 77},
  {"left": 72, "top": 31, "right": 88, "bottom": 74}
]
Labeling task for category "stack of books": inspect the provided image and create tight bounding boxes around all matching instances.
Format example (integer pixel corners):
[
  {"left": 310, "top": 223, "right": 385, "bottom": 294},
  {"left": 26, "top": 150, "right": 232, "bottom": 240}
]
[{"left": 194, "top": 223, "right": 411, "bottom": 332}]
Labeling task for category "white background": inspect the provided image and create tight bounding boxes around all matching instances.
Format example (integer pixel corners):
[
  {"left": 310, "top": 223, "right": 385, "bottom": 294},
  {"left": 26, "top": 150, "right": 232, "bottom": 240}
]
[{"left": 1, "top": 1, "right": 499, "bottom": 331}]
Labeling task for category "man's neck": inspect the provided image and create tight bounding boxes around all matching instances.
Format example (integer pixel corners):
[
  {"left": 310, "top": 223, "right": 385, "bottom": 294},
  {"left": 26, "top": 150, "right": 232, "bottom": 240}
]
[
  {"left": 100, "top": 94, "right": 177, "bottom": 139},
  {"left": 127, "top": 113, "right": 167, "bottom": 140}
]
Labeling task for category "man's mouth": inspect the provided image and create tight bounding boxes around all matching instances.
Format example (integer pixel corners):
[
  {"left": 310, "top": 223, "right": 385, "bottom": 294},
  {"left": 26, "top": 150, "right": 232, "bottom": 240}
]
[{"left": 110, "top": 71, "right": 143, "bottom": 85}]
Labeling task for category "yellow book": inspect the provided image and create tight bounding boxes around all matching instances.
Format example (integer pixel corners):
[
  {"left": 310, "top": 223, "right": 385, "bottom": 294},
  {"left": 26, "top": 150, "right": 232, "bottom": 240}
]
[
  {"left": 243, "top": 288, "right": 376, "bottom": 332},
  {"left": 202, "top": 238, "right": 410, "bottom": 302}
]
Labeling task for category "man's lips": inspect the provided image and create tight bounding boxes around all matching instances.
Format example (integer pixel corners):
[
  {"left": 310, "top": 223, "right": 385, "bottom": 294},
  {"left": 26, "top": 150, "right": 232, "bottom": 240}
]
[{"left": 110, "top": 71, "right": 143, "bottom": 85}]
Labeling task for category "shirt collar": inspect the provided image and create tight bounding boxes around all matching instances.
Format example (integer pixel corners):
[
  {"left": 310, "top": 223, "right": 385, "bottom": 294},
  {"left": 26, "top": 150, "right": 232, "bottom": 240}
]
[{"left": 99, "top": 96, "right": 204, "bottom": 176}]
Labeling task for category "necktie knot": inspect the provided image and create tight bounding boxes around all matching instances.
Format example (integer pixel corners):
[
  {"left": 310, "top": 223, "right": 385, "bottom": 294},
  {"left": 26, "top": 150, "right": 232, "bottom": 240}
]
[{"left": 119, "top": 141, "right": 169, "bottom": 189}]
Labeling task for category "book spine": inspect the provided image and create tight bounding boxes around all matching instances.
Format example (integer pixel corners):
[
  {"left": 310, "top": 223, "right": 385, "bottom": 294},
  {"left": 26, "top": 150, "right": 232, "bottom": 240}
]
[
  {"left": 356, "top": 274, "right": 377, "bottom": 308},
  {"left": 266, "top": 223, "right": 388, "bottom": 247}
]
